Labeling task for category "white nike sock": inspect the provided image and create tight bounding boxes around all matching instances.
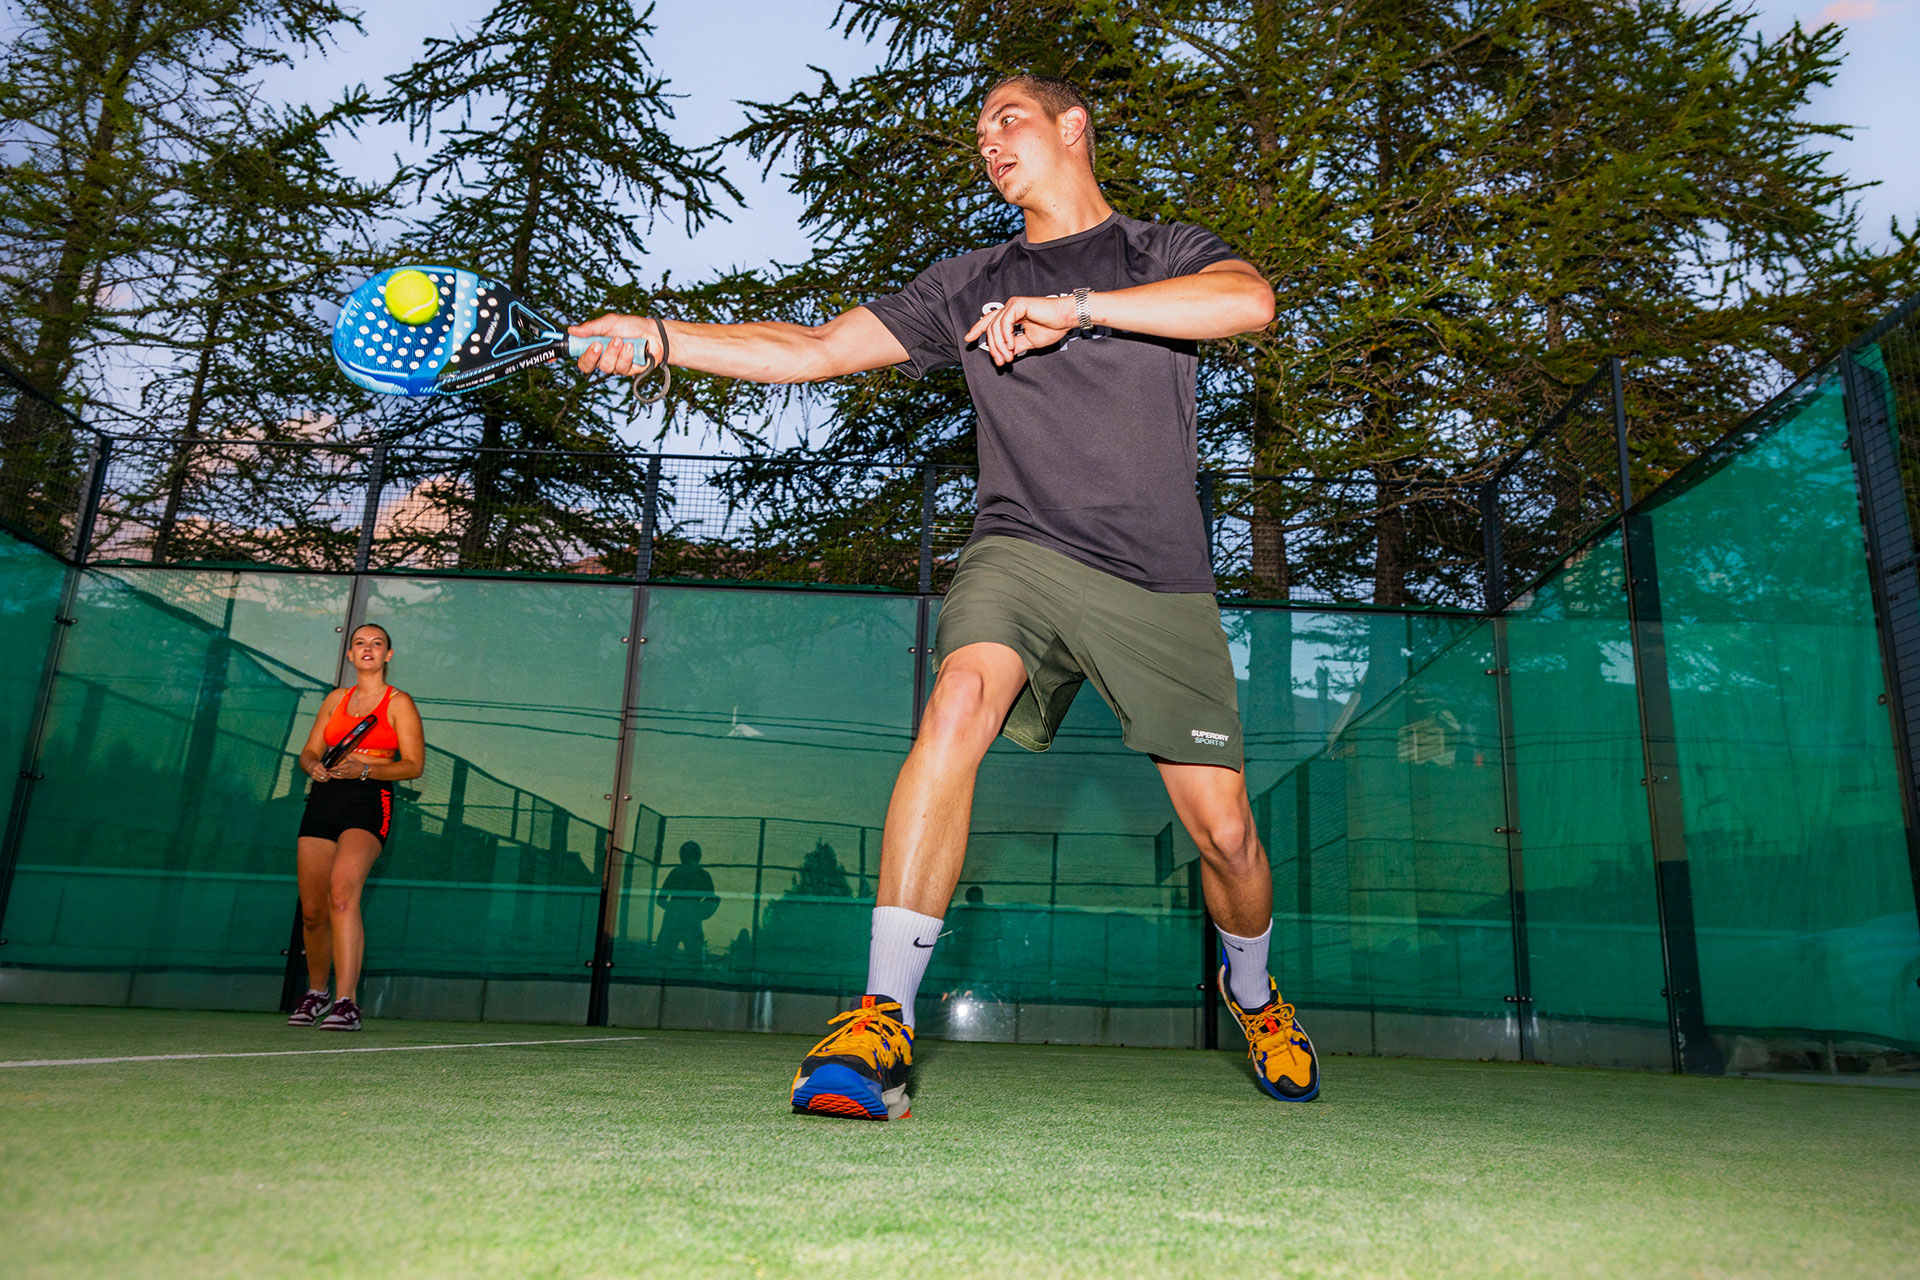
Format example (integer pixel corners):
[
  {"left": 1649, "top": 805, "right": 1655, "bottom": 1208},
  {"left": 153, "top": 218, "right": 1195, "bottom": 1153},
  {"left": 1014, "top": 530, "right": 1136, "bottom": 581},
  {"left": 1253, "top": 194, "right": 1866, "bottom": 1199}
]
[
  {"left": 866, "top": 905, "right": 943, "bottom": 1029},
  {"left": 1218, "top": 921, "right": 1275, "bottom": 1009}
]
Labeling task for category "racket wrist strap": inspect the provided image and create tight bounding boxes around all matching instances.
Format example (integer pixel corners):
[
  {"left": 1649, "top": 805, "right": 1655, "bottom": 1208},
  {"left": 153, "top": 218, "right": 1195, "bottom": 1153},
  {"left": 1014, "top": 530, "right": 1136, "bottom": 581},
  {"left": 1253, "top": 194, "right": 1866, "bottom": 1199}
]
[
  {"left": 633, "top": 316, "right": 671, "bottom": 406},
  {"left": 648, "top": 316, "right": 670, "bottom": 371}
]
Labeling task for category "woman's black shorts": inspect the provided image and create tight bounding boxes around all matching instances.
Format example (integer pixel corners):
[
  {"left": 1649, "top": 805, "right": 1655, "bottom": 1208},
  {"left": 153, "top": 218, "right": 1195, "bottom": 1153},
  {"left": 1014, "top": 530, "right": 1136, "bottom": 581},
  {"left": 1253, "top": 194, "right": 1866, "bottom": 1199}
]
[{"left": 298, "top": 779, "right": 394, "bottom": 845}]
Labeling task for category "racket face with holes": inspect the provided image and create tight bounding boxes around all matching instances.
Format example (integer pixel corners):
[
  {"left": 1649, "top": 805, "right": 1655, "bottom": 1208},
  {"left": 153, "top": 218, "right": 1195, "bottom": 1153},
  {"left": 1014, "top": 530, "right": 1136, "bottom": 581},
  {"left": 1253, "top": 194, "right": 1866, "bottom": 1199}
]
[{"left": 333, "top": 266, "right": 574, "bottom": 397}]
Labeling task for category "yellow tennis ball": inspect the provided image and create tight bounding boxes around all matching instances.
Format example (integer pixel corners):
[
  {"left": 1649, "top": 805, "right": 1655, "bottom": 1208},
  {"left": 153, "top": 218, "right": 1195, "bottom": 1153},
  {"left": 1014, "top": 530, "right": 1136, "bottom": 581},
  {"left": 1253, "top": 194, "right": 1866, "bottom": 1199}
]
[{"left": 384, "top": 269, "right": 440, "bottom": 325}]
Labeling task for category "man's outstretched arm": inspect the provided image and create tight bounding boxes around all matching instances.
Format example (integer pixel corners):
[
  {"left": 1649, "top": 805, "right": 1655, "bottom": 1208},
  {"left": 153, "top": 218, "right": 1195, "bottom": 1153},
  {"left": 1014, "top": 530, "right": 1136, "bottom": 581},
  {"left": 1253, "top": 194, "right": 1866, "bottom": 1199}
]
[
  {"left": 965, "top": 259, "right": 1275, "bottom": 366},
  {"left": 569, "top": 306, "right": 911, "bottom": 384}
]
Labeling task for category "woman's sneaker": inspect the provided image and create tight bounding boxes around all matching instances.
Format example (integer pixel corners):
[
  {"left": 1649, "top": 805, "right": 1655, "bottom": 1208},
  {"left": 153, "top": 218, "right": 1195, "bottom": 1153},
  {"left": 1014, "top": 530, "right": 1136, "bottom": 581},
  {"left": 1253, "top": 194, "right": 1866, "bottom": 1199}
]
[
  {"left": 318, "top": 997, "right": 362, "bottom": 1031},
  {"left": 286, "top": 990, "right": 333, "bottom": 1027}
]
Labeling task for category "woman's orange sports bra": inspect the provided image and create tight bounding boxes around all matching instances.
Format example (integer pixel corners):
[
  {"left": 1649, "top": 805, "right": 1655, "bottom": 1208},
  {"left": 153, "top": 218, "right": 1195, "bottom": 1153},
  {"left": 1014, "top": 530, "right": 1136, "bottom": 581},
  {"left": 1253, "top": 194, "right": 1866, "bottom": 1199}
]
[{"left": 324, "top": 685, "right": 403, "bottom": 754}]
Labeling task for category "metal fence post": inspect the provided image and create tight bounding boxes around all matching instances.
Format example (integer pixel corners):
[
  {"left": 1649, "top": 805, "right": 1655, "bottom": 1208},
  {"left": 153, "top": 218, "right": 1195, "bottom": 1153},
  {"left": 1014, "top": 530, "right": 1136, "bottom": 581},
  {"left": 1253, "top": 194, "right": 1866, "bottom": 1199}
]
[
  {"left": 635, "top": 454, "right": 662, "bottom": 582},
  {"left": 917, "top": 463, "right": 938, "bottom": 595},
  {"left": 589, "top": 580, "right": 653, "bottom": 1026},
  {"left": 0, "top": 548, "right": 89, "bottom": 940},
  {"left": 1612, "top": 356, "right": 1722, "bottom": 1075},
  {"left": 1838, "top": 337, "right": 1920, "bottom": 930},
  {"left": 1487, "top": 617, "right": 1534, "bottom": 1060},
  {"left": 1191, "top": 857, "right": 1218, "bottom": 1050},
  {"left": 73, "top": 434, "right": 110, "bottom": 565},
  {"left": 0, "top": 431, "right": 109, "bottom": 937},
  {"left": 353, "top": 444, "right": 386, "bottom": 574},
  {"left": 1480, "top": 480, "right": 1505, "bottom": 614}
]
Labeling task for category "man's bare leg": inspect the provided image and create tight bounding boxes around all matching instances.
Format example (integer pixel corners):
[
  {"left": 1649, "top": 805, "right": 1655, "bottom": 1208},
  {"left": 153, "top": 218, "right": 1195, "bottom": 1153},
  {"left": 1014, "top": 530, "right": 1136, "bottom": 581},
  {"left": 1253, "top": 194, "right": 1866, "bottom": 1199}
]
[
  {"left": 788, "top": 642, "right": 1028, "bottom": 1120},
  {"left": 1160, "top": 758, "right": 1320, "bottom": 1100},
  {"left": 1157, "top": 760, "right": 1271, "bottom": 936},
  {"left": 1159, "top": 760, "right": 1277, "bottom": 1006},
  {"left": 851, "top": 641, "right": 1028, "bottom": 1029},
  {"left": 877, "top": 641, "right": 1029, "bottom": 914}
]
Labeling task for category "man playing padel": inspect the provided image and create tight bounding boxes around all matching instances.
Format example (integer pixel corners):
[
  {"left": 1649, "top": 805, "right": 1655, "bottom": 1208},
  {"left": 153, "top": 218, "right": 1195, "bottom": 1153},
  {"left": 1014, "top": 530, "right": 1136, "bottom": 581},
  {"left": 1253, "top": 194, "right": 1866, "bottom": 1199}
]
[{"left": 573, "top": 74, "right": 1318, "bottom": 1117}]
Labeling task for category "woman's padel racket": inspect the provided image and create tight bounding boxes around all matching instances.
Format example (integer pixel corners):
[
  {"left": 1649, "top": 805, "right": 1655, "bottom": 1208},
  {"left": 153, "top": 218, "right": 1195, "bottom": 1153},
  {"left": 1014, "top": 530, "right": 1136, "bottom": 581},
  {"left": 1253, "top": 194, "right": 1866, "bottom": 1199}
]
[
  {"left": 331, "top": 265, "right": 669, "bottom": 402},
  {"left": 321, "top": 715, "right": 380, "bottom": 770}
]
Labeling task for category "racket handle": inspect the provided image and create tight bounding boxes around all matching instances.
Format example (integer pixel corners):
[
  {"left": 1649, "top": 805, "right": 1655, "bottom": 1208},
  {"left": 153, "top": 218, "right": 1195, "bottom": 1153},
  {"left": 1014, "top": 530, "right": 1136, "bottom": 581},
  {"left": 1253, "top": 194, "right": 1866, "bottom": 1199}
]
[{"left": 566, "top": 335, "right": 652, "bottom": 361}]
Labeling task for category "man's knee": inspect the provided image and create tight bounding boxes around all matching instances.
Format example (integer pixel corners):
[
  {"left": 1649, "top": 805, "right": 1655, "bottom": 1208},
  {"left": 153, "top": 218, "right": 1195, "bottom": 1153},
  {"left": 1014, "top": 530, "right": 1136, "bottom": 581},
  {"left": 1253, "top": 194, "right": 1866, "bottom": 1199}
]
[
  {"left": 921, "top": 666, "right": 1008, "bottom": 746},
  {"left": 1195, "top": 814, "right": 1262, "bottom": 876}
]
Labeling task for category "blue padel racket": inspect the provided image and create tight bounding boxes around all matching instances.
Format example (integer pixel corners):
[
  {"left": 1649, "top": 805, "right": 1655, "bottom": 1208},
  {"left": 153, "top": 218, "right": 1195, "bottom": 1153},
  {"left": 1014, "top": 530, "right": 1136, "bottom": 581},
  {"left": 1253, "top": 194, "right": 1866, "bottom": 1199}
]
[{"left": 331, "top": 265, "right": 669, "bottom": 401}]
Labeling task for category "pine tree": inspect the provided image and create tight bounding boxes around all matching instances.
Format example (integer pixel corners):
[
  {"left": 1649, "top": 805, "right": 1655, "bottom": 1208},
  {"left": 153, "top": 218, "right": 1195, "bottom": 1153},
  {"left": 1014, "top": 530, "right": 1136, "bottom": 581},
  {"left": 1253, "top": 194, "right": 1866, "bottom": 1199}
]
[
  {"left": 0, "top": 0, "right": 359, "bottom": 408},
  {"left": 715, "top": 0, "right": 1919, "bottom": 606},
  {"left": 360, "top": 0, "right": 739, "bottom": 570},
  {"left": 132, "top": 98, "right": 394, "bottom": 566}
]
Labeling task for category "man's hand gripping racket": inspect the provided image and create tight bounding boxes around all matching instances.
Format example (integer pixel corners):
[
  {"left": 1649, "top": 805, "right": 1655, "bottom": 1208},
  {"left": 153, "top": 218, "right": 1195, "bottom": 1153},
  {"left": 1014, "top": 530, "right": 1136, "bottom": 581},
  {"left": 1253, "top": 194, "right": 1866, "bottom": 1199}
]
[{"left": 332, "top": 266, "right": 670, "bottom": 402}]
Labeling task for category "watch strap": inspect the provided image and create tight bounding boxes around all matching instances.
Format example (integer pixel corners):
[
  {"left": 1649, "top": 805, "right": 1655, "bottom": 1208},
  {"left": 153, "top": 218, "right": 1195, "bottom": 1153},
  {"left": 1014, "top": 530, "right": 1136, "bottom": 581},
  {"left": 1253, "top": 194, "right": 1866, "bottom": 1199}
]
[{"left": 1073, "top": 287, "right": 1093, "bottom": 333}]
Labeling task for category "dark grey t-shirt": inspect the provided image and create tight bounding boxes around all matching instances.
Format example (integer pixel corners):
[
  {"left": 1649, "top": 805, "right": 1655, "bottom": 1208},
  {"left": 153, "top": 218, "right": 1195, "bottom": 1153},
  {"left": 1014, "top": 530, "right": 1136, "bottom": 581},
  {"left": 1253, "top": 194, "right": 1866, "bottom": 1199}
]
[{"left": 864, "top": 213, "right": 1239, "bottom": 592}]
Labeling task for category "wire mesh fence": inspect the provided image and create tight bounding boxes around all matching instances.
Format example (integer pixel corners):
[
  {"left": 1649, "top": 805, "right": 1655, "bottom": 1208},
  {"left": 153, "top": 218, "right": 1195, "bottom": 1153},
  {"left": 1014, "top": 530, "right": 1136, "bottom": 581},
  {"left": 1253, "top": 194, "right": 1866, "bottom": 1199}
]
[
  {"left": 94, "top": 437, "right": 371, "bottom": 570},
  {"left": 1870, "top": 299, "right": 1920, "bottom": 549},
  {"left": 1206, "top": 472, "right": 1486, "bottom": 610},
  {"left": 647, "top": 457, "right": 971, "bottom": 591},
  {"left": 1483, "top": 361, "right": 1629, "bottom": 610},
  {"left": 1, "top": 358, "right": 1650, "bottom": 609},
  {"left": 0, "top": 364, "right": 100, "bottom": 559}
]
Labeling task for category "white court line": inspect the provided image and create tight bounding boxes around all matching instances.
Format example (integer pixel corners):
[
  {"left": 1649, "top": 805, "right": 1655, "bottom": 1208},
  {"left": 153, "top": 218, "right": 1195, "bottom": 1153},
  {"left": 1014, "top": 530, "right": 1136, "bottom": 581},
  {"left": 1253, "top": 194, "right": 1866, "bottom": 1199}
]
[{"left": 0, "top": 1035, "right": 649, "bottom": 1069}]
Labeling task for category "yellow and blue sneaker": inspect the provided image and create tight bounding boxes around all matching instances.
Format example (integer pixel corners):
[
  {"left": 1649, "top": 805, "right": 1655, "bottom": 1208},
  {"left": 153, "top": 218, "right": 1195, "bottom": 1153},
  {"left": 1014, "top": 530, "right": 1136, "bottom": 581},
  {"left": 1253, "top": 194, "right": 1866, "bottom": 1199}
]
[
  {"left": 789, "top": 994, "right": 913, "bottom": 1120},
  {"left": 1221, "top": 962, "right": 1319, "bottom": 1102}
]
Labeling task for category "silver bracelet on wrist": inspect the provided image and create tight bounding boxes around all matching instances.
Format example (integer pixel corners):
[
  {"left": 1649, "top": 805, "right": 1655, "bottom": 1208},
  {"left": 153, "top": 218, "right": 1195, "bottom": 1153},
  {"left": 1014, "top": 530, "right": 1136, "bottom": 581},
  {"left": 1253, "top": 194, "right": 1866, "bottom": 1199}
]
[
  {"left": 360, "top": 762, "right": 370, "bottom": 781},
  {"left": 1073, "top": 287, "right": 1093, "bottom": 333}
]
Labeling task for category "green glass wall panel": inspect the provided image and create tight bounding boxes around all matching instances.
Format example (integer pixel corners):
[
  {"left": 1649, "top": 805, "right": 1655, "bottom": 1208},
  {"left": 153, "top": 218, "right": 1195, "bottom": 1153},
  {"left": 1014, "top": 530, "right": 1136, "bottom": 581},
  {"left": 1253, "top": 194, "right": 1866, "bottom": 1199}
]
[
  {"left": 1504, "top": 531, "right": 1668, "bottom": 1042},
  {"left": 1254, "top": 613, "right": 1514, "bottom": 1021},
  {"left": 358, "top": 577, "right": 627, "bottom": 981},
  {"left": 3, "top": 569, "right": 346, "bottom": 973},
  {"left": 1646, "top": 375, "right": 1920, "bottom": 1054},
  {"left": 0, "top": 530, "right": 66, "bottom": 780},
  {"left": 609, "top": 589, "right": 917, "bottom": 995}
]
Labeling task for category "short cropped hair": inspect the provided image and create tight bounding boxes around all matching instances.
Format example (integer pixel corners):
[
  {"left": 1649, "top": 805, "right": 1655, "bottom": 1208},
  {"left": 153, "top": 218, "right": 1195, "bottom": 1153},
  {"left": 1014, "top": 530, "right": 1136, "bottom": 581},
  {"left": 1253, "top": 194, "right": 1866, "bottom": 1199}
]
[{"left": 983, "top": 74, "right": 1096, "bottom": 169}]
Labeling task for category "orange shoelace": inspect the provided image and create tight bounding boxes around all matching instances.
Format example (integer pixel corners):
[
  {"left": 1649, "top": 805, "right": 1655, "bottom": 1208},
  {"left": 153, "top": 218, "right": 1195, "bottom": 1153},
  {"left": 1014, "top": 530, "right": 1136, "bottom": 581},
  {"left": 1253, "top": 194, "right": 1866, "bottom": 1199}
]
[
  {"left": 1239, "top": 1001, "right": 1304, "bottom": 1058},
  {"left": 809, "top": 1005, "right": 911, "bottom": 1068}
]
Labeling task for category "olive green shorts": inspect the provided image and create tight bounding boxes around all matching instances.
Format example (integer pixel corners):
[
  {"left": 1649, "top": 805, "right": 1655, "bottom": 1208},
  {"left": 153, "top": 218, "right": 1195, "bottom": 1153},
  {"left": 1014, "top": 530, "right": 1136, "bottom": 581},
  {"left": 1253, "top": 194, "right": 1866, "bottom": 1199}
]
[{"left": 933, "top": 535, "right": 1244, "bottom": 769}]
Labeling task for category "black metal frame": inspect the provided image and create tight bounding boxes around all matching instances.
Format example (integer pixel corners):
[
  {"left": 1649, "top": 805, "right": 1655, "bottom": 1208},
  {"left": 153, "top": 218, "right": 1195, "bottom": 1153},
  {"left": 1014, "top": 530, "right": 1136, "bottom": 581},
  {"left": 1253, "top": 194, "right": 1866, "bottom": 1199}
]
[
  {"left": 1610, "top": 358, "right": 1722, "bottom": 1075},
  {"left": 1838, "top": 316, "right": 1920, "bottom": 931},
  {"left": 0, "top": 433, "right": 108, "bottom": 948},
  {"left": 587, "top": 582, "right": 653, "bottom": 1025},
  {"left": 1487, "top": 617, "right": 1534, "bottom": 1060}
]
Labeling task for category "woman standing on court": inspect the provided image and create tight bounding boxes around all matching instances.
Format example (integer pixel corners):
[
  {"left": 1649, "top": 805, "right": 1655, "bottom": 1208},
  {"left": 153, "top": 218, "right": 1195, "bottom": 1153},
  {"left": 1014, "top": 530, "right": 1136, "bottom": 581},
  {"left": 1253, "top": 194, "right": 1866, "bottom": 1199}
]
[{"left": 285, "top": 623, "right": 425, "bottom": 1031}]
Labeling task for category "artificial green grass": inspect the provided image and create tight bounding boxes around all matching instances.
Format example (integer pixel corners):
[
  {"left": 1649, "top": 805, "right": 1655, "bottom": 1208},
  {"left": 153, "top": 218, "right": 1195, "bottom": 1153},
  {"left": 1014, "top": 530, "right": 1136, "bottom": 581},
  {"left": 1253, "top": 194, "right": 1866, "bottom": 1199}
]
[{"left": 2, "top": 1006, "right": 1917, "bottom": 1279}]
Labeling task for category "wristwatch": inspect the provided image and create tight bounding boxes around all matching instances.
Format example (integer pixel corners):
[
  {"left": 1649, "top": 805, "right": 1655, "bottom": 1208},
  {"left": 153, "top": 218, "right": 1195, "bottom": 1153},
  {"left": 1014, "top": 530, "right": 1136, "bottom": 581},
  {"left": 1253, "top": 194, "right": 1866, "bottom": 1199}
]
[
  {"left": 359, "top": 762, "right": 371, "bottom": 781},
  {"left": 1073, "top": 287, "right": 1093, "bottom": 333}
]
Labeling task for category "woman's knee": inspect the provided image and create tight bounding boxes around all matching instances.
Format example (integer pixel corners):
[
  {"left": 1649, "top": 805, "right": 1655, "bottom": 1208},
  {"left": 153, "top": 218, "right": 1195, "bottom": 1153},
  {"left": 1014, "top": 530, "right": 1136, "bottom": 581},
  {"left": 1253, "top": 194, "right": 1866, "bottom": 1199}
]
[
  {"left": 328, "top": 882, "right": 362, "bottom": 915},
  {"left": 300, "top": 897, "right": 328, "bottom": 928}
]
